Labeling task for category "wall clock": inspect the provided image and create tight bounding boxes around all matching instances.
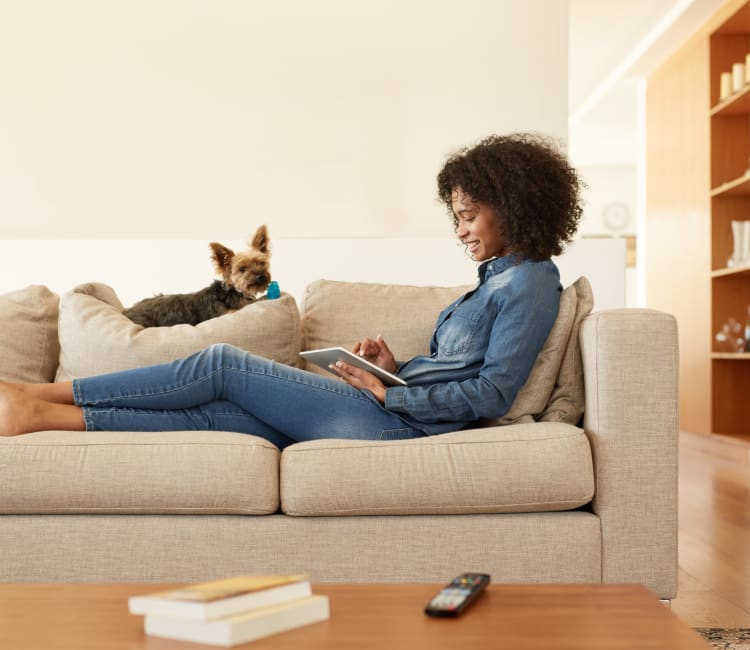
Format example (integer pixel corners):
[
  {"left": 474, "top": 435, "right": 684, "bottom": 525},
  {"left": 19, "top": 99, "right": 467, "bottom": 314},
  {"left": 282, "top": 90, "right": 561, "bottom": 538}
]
[{"left": 601, "top": 201, "right": 631, "bottom": 233}]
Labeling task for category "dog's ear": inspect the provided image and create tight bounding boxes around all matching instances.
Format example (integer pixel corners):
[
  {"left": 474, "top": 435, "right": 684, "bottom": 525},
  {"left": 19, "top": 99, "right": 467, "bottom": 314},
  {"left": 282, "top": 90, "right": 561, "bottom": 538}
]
[
  {"left": 209, "top": 242, "right": 235, "bottom": 277},
  {"left": 250, "top": 225, "right": 269, "bottom": 254}
]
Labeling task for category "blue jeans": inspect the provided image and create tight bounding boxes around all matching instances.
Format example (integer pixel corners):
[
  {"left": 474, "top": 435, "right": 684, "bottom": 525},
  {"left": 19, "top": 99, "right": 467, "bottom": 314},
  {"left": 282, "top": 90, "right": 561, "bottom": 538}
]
[{"left": 73, "top": 343, "right": 426, "bottom": 449}]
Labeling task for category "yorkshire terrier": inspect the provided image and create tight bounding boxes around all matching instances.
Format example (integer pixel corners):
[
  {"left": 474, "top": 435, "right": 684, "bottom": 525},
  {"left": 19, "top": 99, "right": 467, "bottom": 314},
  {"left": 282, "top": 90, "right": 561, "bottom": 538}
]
[{"left": 123, "top": 225, "right": 272, "bottom": 327}]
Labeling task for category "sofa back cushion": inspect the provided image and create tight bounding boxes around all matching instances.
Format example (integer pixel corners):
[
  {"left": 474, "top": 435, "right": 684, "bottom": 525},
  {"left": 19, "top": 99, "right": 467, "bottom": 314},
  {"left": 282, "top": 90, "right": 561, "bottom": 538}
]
[
  {"left": 300, "top": 276, "right": 592, "bottom": 426},
  {"left": 301, "top": 279, "right": 470, "bottom": 369},
  {"left": 56, "top": 282, "right": 301, "bottom": 380},
  {"left": 0, "top": 285, "right": 60, "bottom": 383}
]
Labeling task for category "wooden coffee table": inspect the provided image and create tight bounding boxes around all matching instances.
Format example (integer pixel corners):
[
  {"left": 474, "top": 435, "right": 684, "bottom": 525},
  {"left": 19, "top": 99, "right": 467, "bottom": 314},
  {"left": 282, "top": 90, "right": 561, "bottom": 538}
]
[{"left": 0, "top": 583, "right": 709, "bottom": 649}]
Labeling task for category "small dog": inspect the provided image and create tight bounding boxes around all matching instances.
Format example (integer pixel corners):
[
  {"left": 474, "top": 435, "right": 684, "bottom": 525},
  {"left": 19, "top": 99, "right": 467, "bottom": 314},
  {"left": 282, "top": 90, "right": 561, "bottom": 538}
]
[{"left": 123, "top": 225, "right": 272, "bottom": 327}]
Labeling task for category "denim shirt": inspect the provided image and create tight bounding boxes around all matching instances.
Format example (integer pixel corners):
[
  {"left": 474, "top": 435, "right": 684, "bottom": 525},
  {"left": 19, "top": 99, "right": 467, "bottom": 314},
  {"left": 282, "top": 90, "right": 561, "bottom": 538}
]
[{"left": 384, "top": 255, "right": 561, "bottom": 435}]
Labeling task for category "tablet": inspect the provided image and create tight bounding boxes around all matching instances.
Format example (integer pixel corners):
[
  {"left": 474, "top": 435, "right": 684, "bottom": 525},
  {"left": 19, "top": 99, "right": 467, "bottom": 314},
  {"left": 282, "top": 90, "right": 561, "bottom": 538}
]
[{"left": 300, "top": 347, "right": 408, "bottom": 387}]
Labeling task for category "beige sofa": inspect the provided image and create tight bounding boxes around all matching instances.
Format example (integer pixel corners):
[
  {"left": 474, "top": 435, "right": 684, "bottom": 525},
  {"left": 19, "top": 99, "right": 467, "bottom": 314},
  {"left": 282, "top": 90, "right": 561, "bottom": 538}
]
[{"left": 0, "top": 278, "right": 678, "bottom": 600}]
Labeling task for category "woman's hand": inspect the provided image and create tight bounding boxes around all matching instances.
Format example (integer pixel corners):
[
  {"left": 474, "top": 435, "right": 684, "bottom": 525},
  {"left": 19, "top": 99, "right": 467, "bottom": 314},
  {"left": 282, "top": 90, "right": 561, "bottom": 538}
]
[
  {"left": 352, "top": 335, "right": 397, "bottom": 373},
  {"left": 329, "top": 361, "right": 387, "bottom": 404}
]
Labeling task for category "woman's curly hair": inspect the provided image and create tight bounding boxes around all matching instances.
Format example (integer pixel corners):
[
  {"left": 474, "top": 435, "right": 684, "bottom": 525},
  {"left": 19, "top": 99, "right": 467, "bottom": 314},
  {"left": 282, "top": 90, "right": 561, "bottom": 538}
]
[{"left": 437, "top": 133, "right": 584, "bottom": 261}]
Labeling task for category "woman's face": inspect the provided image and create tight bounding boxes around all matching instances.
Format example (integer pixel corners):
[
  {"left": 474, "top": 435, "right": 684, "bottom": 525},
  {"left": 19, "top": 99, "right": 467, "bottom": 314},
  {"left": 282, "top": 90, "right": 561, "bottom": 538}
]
[{"left": 451, "top": 188, "right": 509, "bottom": 261}]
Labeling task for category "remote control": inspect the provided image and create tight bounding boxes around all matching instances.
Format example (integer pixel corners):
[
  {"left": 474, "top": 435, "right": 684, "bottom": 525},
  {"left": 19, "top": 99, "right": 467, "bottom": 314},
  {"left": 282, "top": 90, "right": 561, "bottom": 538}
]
[{"left": 424, "top": 573, "right": 490, "bottom": 617}]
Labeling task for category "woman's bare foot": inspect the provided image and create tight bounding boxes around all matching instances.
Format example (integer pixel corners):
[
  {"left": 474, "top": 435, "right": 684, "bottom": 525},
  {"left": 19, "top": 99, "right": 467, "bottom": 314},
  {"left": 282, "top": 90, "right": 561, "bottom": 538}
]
[
  {"left": 0, "top": 380, "right": 75, "bottom": 404},
  {"left": 0, "top": 384, "right": 37, "bottom": 436},
  {"left": 0, "top": 383, "right": 84, "bottom": 436}
]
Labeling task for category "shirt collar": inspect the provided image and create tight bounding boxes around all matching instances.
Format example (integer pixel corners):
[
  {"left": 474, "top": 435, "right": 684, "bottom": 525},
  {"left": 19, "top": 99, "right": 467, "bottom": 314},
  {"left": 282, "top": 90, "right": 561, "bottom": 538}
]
[{"left": 477, "top": 253, "right": 524, "bottom": 282}]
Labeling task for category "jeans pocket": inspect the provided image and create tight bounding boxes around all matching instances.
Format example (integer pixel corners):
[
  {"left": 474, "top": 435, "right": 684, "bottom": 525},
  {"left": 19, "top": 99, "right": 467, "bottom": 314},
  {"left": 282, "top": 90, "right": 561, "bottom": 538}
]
[{"left": 378, "top": 428, "right": 417, "bottom": 441}]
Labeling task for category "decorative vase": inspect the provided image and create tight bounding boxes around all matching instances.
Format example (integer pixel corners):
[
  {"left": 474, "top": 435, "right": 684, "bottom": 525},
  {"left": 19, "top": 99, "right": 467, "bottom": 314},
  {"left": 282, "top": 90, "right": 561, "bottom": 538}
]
[{"left": 729, "top": 220, "right": 750, "bottom": 267}]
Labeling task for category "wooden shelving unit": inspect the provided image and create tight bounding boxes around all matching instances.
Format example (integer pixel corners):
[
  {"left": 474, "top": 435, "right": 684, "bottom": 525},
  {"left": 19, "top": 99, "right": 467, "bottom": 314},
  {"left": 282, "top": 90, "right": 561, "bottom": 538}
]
[
  {"left": 710, "top": 171, "right": 750, "bottom": 196},
  {"left": 710, "top": 2, "right": 750, "bottom": 436}
]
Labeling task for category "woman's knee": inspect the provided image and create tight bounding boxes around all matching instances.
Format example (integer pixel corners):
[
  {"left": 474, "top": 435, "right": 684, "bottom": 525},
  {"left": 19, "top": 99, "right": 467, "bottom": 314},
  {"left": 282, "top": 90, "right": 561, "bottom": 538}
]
[
  {"left": 203, "top": 343, "right": 266, "bottom": 372},
  {"left": 203, "top": 343, "right": 243, "bottom": 368}
]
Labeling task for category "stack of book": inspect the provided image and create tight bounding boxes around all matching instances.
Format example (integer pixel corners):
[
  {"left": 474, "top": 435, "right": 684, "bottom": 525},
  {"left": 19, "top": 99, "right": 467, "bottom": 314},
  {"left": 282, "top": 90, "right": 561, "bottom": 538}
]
[{"left": 129, "top": 574, "right": 329, "bottom": 646}]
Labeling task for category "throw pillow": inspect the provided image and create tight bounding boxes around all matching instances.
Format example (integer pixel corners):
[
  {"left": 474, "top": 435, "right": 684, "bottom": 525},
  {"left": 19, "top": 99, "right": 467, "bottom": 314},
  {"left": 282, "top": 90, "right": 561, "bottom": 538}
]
[
  {"left": 0, "top": 285, "right": 60, "bottom": 383},
  {"left": 483, "top": 280, "right": 579, "bottom": 426},
  {"left": 538, "top": 276, "right": 594, "bottom": 424},
  {"left": 56, "top": 282, "right": 301, "bottom": 380}
]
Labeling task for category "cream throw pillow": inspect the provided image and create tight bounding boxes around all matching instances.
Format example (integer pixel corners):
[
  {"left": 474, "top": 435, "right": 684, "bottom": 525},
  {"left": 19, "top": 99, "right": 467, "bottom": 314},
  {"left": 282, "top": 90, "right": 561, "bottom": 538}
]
[
  {"left": 538, "top": 276, "right": 594, "bottom": 424},
  {"left": 483, "top": 277, "right": 592, "bottom": 426},
  {"left": 0, "top": 285, "right": 60, "bottom": 383},
  {"left": 56, "top": 282, "right": 301, "bottom": 381},
  {"left": 482, "top": 281, "right": 579, "bottom": 426}
]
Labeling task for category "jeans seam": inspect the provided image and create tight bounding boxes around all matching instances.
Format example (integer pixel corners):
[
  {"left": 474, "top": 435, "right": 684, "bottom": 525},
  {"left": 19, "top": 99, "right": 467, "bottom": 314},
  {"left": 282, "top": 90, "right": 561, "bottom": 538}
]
[
  {"left": 80, "top": 407, "right": 94, "bottom": 431},
  {"left": 80, "top": 366, "right": 373, "bottom": 407},
  {"left": 72, "top": 379, "right": 83, "bottom": 406},
  {"left": 78, "top": 373, "right": 217, "bottom": 406},
  {"left": 225, "top": 366, "right": 375, "bottom": 402}
]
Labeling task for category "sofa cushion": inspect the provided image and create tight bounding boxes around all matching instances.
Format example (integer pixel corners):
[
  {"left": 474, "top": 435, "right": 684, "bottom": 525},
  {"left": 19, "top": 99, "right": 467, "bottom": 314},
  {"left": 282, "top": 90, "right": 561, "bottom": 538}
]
[
  {"left": 539, "top": 276, "right": 594, "bottom": 424},
  {"left": 300, "top": 279, "right": 470, "bottom": 371},
  {"left": 0, "top": 431, "right": 279, "bottom": 514},
  {"left": 56, "top": 282, "right": 301, "bottom": 380},
  {"left": 0, "top": 285, "right": 60, "bottom": 383},
  {"left": 280, "top": 422, "right": 594, "bottom": 516},
  {"left": 488, "top": 281, "right": 578, "bottom": 426},
  {"left": 485, "top": 276, "right": 593, "bottom": 426}
]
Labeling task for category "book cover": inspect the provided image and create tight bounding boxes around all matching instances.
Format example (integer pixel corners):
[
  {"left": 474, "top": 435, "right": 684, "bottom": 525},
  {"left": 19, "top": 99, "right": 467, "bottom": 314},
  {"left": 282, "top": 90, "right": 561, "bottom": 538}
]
[
  {"left": 129, "top": 575, "right": 311, "bottom": 621},
  {"left": 144, "top": 595, "right": 330, "bottom": 646}
]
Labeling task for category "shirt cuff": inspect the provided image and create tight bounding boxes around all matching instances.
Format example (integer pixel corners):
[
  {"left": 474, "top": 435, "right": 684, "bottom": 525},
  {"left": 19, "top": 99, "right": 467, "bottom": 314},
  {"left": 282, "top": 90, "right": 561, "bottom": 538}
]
[{"left": 384, "top": 386, "right": 406, "bottom": 411}]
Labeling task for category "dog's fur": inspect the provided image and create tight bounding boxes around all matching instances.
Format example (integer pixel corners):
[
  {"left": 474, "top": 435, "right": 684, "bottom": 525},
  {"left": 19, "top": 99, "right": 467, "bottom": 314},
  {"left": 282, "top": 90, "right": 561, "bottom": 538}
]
[{"left": 123, "top": 225, "right": 272, "bottom": 328}]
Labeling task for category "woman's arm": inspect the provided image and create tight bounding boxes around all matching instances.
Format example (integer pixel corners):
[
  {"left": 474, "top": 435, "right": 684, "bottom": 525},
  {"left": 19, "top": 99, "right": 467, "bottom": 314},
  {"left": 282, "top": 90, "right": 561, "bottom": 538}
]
[{"left": 384, "top": 284, "right": 559, "bottom": 424}]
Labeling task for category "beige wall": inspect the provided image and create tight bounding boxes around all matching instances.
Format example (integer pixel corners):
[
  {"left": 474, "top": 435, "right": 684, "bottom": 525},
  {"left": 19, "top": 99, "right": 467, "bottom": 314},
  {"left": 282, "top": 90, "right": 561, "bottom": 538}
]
[{"left": 0, "top": 1, "right": 568, "bottom": 240}]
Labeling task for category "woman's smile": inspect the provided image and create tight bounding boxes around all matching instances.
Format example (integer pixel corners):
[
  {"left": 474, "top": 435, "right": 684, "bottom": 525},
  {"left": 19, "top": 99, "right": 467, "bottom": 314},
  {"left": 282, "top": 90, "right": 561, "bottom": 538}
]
[{"left": 451, "top": 187, "right": 508, "bottom": 261}]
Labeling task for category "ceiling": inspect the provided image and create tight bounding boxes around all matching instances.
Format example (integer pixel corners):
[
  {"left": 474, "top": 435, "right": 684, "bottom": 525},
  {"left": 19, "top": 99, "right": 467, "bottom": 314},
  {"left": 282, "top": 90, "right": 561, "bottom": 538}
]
[{"left": 568, "top": 0, "right": 726, "bottom": 166}]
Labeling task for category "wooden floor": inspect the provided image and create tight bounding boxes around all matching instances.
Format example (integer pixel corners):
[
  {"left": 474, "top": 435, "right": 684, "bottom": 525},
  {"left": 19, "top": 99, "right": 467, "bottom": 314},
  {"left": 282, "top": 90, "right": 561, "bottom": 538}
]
[{"left": 671, "top": 431, "right": 750, "bottom": 627}]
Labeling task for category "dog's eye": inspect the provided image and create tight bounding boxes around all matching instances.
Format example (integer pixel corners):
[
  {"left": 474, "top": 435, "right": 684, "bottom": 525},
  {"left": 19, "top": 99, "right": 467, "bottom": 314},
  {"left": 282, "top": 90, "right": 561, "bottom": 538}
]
[{"left": 238, "top": 267, "right": 246, "bottom": 273}]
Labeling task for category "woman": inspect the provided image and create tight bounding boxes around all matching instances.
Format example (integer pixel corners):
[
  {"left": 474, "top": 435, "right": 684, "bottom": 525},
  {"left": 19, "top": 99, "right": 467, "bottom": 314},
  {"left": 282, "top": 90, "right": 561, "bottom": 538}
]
[{"left": 0, "top": 133, "right": 583, "bottom": 445}]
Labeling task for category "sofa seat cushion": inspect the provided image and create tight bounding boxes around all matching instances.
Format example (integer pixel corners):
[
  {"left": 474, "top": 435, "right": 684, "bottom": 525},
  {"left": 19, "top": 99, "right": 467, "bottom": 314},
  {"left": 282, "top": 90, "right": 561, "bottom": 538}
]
[
  {"left": 280, "top": 422, "right": 594, "bottom": 516},
  {"left": 0, "top": 431, "right": 279, "bottom": 515}
]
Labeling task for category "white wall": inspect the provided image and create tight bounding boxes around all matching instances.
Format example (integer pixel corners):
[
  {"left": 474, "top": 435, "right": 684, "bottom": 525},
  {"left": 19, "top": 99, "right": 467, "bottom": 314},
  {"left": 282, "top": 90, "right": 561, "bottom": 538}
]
[
  {"left": 0, "top": 237, "right": 626, "bottom": 312},
  {"left": 0, "top": 1, "right": 568, "bottom": 241},
  {"left": 575, "top": 163, "right": 638, "bottom": 306},
  {"left": 577, "top": 165, "right": 637, "bottom": 238}
]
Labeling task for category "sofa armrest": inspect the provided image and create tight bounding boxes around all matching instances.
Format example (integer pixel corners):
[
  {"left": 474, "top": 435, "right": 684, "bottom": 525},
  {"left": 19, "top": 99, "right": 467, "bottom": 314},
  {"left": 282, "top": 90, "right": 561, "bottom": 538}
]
[{"left": 580, "top": 308, "right": 678, "bottom": 599}]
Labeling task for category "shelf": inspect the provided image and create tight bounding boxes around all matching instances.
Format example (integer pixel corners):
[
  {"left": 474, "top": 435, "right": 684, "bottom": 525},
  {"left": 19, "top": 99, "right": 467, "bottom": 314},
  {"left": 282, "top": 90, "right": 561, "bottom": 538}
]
[
  {"left": 712, "top": 264, "right": 750, "bottom": 278},
  {"left": 711, "top": 171, "right": 750, "bottom": 196},
  {"left": 711, "top": 82, "right": 750, "bottom": 116},
  {"left": 709, "top": 1, "right": 750, "bottom": 438}
]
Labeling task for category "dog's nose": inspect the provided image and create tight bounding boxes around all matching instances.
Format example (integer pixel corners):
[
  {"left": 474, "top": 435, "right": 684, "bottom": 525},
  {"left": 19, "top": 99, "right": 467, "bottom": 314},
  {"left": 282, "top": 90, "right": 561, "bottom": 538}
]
[{"left": 256, "top": 274, "right": 269, "bottom": 283}]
